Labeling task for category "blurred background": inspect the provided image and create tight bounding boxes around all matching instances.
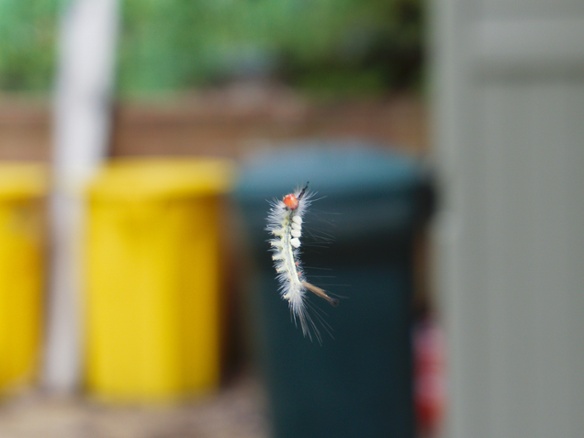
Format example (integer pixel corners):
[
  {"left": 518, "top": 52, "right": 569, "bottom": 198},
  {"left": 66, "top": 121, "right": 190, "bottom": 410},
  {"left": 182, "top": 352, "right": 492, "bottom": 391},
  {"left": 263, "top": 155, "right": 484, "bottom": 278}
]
[
  {"left": 0, "top": 0, "right": 583, "bottom": 437},
  {"left": 0, "top": 0, "right": 426, "bottom": 161}
]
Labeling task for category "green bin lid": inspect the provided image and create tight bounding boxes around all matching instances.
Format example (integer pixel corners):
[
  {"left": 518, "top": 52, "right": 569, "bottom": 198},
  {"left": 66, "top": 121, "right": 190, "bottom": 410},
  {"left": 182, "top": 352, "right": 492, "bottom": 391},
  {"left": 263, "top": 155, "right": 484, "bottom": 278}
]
[{"left": 235, "top": 142, "right": 427, "bottom": 244}]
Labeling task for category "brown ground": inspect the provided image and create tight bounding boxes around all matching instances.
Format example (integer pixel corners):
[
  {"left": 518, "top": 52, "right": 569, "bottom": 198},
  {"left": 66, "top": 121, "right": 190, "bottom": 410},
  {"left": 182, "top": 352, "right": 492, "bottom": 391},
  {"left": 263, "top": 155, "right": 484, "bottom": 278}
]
[{"left": 0, "top": 374, "right": 267, "bottom": 438}]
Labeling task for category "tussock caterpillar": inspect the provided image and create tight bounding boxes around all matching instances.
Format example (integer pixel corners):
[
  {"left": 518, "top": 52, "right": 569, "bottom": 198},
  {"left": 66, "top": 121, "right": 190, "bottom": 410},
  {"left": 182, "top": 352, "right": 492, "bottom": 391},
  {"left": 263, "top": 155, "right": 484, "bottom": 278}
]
[{"left": 266, "top": 182, "right": 338, "bottom": 342}]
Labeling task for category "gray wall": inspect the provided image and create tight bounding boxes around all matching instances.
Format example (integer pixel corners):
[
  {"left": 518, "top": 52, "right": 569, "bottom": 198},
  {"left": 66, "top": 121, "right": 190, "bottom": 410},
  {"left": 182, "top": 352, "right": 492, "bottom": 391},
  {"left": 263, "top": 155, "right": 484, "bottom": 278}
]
[{"left": 431, "top": 1, "right": 584, "bottom": 437}]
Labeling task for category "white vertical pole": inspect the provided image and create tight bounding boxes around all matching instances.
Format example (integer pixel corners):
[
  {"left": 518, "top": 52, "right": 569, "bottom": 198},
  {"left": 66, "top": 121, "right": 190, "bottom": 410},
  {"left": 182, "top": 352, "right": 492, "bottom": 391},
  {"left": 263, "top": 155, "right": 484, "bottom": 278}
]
[{"left": 44, "top": 0, "right": 119, "bottom": 392}]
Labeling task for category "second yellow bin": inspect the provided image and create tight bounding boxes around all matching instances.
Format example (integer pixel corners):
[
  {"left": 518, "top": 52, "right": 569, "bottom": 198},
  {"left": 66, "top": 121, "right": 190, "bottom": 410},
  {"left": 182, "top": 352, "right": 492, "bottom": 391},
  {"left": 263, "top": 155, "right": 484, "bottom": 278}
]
[
  {"left": 85, "top": 159, "right": 234, "bottom": 402},
  {"left": 0, "top": 164, "right": 46, "bottom": 395}
]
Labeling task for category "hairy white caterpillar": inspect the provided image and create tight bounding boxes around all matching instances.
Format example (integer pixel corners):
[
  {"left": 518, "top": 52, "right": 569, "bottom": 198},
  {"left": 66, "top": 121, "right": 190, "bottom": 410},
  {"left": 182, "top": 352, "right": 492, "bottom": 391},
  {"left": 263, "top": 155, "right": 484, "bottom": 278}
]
[{"left": 266, "top": 183, "right": 338, "bottom": 342}]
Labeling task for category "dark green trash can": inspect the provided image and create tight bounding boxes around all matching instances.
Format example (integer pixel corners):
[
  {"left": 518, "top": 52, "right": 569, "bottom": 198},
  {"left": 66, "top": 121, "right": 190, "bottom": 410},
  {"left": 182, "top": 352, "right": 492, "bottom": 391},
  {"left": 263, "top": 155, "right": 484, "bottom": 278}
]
[{"left": 234, "top": 143, "right": 429, "bottom": 438}]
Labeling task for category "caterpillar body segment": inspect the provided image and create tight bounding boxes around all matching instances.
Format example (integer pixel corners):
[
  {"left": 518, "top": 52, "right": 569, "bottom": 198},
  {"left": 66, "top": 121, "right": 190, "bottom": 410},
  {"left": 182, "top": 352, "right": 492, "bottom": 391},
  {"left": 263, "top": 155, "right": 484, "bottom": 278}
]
[{"left": 266, "top": 183, "right": 337, "bottom": 342}]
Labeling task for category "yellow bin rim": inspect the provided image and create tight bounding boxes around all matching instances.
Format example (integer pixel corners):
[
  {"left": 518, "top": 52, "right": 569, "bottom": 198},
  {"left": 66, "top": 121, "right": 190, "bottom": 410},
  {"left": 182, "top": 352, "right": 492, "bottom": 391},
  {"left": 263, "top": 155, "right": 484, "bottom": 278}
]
[
  {"left": 87, "top": 158, "right": 236, "bottom": 200},
  {"left": 0, "top": 162, "right": 47, "bottom": 199}
]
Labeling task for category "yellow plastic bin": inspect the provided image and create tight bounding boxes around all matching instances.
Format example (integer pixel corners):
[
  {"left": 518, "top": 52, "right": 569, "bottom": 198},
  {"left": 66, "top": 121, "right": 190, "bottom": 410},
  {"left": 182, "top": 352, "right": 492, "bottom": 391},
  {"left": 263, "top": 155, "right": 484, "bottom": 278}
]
[
  {"left": 0, "top": 164, "right": 46, "bottom": 394},
  {"left": 85, "top": 159, "right": 235, "bottom": 402}
]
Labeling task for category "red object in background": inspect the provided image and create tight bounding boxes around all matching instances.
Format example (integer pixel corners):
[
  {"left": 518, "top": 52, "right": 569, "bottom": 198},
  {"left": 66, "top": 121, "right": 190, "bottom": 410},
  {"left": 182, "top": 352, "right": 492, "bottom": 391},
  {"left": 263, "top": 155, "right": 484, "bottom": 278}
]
[{"left": 414, "top": 316, "right": 445, "bottom": 437}]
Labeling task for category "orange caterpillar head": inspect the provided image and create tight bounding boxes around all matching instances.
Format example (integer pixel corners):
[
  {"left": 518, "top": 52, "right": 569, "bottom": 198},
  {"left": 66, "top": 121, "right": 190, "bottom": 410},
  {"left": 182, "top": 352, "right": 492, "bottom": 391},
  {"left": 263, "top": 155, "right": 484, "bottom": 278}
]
[
  {"left": 283, "top": 193, "right": 299, "bottom": 210},
  {"left": 282, "top": 182, "right": 309, "bottom": 211}
]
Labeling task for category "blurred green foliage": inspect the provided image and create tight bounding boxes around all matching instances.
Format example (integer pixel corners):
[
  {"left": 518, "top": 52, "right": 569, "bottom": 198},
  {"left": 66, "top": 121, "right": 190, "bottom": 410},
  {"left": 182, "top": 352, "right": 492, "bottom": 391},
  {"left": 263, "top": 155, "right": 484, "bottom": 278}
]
[
  {"left": 0, "top": 0, "right": 62, "bottom": 92},
  {"left": 0, "top": 0, "right": 423, "bottom": 97}
]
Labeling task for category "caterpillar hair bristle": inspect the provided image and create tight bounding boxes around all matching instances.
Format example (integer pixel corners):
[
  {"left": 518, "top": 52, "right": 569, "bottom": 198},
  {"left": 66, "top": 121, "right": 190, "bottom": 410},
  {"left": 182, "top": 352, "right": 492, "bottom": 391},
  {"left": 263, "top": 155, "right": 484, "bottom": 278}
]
[{"left": 266, "top": 183, "right": 338, "bottom": 342}]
